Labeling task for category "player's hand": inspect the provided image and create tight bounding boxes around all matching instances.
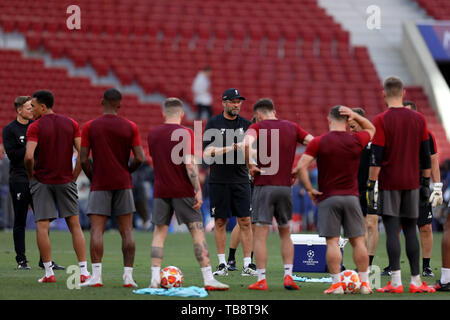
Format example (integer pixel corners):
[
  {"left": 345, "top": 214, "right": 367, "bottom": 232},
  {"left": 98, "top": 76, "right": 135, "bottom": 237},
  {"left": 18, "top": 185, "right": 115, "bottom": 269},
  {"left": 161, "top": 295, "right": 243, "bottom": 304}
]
[
  {"left": 193, "top": 191, "right": 203, "bottom": 210},
  {"left": 248, "top": 164, "right": 262, "bottom": 178},
  {"left": 307, "top": 188, "right": 323, "bottom": 205},
  {"left": 420, "top": 177, "right": 431, "bottom": 206},
  {"left": 366, "top": 180, "right": 377, "bottom": 210},
  {"left": 338, "top": 106, "right": 355, "bottom": 121},
  {"left": 429, "top": 182, "right": 443, "bottom": 207},
  {"left": 234, "top": 142, "right": 245, "bottom": 152},
  {"left": 291, "top": 166, "right": 300, "bottom": 178}
]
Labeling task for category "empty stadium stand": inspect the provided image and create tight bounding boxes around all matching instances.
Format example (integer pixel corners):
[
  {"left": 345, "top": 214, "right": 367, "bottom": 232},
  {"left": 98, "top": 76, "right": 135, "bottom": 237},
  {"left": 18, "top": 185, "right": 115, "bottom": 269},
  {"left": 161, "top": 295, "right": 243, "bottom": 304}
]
[{"left": 0, "top": 0, "right": 449, "bottom": 161}]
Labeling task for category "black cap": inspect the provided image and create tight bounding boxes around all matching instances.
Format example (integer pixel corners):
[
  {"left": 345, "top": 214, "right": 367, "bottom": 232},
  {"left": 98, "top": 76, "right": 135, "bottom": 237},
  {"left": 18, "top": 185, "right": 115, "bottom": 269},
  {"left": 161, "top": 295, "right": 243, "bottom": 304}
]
[{"left": 222, "top": 88, "right": 246, "bottom": 101}]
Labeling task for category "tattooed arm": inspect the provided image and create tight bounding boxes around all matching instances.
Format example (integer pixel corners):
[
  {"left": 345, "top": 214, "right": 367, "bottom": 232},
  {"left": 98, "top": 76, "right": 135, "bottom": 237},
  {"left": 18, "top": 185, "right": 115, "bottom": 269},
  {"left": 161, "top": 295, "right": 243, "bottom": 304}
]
[{"left": 185, "top": 154, "right": 203, "bottom": 210}]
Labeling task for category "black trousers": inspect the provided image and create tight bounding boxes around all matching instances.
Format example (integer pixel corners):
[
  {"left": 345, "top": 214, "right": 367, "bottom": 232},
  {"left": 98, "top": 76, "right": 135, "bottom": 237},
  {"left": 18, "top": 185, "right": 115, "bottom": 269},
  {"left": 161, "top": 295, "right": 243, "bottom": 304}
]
[{"left": 9, "top": 182, "right": 33, "bottom": 263}]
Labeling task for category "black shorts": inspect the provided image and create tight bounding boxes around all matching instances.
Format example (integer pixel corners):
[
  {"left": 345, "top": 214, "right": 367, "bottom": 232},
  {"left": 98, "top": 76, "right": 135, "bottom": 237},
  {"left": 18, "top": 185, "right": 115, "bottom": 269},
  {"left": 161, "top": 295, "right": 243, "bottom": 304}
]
[
  {"left": 417, "top": 203, "right": 433, "bottom": 227},
  {"left": 359, "top": 193, "right": 379, "bottom": 216},
  {"left": 209, "top": 183, "right": 251, "bottom": 219}
]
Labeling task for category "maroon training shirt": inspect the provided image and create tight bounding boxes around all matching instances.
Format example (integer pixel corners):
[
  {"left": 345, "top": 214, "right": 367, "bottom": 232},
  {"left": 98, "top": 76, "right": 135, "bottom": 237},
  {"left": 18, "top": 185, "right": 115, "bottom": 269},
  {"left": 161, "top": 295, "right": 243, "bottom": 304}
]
[
  {"left": 247, "top": 119, "right": 309, "bottom": 186},
  {"left": 304, "top": 130, "right": 371, "bottom": 202},
  {"left": 147, "top": 124, "right": 195, "bottom": 198},
  {"left": 26, "top": 113, "right": 80, "bottom": 184},
  {"left": 81, "top": 114, "right": 141, "bottom": 191},
  {"left": 372, "top": 108, "right": 429, "bottom": 190}
]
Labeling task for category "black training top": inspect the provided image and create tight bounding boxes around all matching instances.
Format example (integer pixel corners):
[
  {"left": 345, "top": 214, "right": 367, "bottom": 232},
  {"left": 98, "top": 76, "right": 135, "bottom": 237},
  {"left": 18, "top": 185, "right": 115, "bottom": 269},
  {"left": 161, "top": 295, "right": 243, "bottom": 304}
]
[
  {"left": 203, "top": 112, "right": 251, "bottom": 184},
  {"left": 357, "top": 142, "right": 371, "bottom": 195},
  {"left": 2, "top": 119, "right": 33, "bottom": 183}
]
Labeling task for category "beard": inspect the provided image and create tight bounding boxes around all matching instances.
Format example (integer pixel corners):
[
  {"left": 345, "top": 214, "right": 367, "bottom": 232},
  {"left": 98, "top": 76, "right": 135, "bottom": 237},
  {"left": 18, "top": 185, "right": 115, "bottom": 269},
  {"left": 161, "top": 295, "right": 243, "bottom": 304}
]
[{"left": 226, "top": 108, "right": 239, "bottom": 117}]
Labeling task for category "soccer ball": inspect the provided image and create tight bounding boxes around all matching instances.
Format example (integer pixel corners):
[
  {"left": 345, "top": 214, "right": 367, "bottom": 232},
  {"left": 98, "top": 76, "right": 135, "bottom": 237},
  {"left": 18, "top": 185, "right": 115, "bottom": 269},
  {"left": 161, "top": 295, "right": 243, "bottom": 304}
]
[
  {"left": 160, "top": 266, "right": 184, "bottom": 289},
  {"left": 340, "top": 270, "right": 361, "bottom": 294}
]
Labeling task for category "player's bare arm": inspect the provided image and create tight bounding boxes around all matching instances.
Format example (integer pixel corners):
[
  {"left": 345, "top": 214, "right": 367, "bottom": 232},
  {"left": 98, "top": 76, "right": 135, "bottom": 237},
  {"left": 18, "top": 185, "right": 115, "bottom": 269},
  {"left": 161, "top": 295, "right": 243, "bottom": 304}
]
[
  {"left": 242, "top": 133, "right": 261, "bottom": 177},
  {"left": 203, "top": 144, "right": 235, "bottom": 159},
  {"left": 24, "top": 140, "right": 37, "bottom": 180},
  {"left": 303, "top": 134, "right": 314, "bottom": 145},
  {"left": 185, "top": 154, "right": 203, "bottom": 210},
  {"left": 297, "top": 153, "right": 322, "bottom": 204},
  {"left": 339, "top": 106, "right": 375, "bottom": 139},
  {"left": 80, "top": 146, "right": 93, "bottom": 180},
  {"left": 72, "top": 137, "right": 82, "bottom": 181},
  {"left": 129, "top": 145, "right": 145, "bottom": 173}
]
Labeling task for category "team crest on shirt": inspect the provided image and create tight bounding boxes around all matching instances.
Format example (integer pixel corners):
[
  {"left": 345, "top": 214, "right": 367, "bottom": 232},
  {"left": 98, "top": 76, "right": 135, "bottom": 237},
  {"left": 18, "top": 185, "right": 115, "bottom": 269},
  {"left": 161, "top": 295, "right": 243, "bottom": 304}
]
[
  {"left": 211, "top": 207, "right": 215, "bottom": 216},
  {"left": 19, "top": 136, "right": 25, "bottom": 143}
]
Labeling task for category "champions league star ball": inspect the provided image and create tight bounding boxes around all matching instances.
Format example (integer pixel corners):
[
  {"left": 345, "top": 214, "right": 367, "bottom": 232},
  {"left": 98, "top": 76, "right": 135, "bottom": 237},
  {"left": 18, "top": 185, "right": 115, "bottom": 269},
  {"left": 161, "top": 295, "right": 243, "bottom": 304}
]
[
  {"left": 160, "top": 266, "right": 184, "bottom": 289},
  {"left": 340, "top": 270, "right": 361, "bottom": 293}
]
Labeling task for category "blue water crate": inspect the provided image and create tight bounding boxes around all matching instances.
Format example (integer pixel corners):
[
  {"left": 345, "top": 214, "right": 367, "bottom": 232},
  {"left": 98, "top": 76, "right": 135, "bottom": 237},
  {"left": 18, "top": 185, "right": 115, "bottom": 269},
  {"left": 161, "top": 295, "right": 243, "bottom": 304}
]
[{"left": 291, "top": 234, "right": 348, "bottom": 273}]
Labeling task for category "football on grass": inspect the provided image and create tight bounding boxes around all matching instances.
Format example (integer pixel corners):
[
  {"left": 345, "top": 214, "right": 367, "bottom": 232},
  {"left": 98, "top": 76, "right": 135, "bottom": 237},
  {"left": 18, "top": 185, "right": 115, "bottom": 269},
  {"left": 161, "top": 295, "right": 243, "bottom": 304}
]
[
  {"left": 160, "top": 266, "right": 184, "bottom": 289},
  {"left": 340, "top": 269, "right": 361, "bottom": 293}
]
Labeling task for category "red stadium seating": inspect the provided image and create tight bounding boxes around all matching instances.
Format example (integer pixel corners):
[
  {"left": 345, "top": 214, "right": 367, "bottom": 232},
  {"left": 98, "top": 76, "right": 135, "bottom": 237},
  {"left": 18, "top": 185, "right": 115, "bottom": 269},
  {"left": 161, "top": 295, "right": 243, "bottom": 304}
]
[
  {"left": 0, "top": 0, "right": 449, "bottom": 161},
  {"left": 415, "top": 0, "right": 450, "bottom": 20}
]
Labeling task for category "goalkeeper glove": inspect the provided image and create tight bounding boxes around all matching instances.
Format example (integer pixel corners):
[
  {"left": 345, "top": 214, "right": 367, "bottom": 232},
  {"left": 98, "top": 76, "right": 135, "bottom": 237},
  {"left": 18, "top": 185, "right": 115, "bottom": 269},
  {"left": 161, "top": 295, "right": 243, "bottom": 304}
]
[
  {"left": 420, "top": 177, "right": 431, "bottom": 206},
  {"left": 366, "top": 180, "right": 377, "bottom": 211},
  {"left": 429, "top": 182, "right": 443, "bottom": 207}
]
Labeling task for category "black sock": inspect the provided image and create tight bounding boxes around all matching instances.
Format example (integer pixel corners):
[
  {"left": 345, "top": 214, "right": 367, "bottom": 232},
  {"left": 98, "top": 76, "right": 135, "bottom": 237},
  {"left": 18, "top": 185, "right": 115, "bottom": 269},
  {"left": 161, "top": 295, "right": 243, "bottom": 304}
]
[
  {"left": 228, "top": 248, "right": 236, "bottom": 262},
  {"left": 251, "top": 251, "right": 254, "bottom": 262},
  {"left": 369, "top": 255, "right": 374, "bottom": 266},
  {"left": 423, "top": 258, "right": 430, "bottom": 269}
]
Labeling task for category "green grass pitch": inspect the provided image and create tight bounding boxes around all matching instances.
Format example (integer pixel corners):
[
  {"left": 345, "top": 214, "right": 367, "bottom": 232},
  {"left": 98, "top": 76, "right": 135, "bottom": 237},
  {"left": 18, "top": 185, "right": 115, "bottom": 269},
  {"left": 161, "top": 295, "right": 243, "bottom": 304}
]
[{"left": 0, "top": 229, "right": 449, "bottom": 301}]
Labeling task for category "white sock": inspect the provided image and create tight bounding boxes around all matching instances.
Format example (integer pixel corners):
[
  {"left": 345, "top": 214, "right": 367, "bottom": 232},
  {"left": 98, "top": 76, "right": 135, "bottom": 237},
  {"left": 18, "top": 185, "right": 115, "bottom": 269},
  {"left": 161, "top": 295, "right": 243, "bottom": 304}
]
[
  {"left": 359, "top": 271, "right": 369, "bottom": 283},
  {"left": 284, "top": 264, "right": 293, "bottom": 277},
  {"left": 331, "top": 273, "right": 340, "bottom": 284},
  {"left": 43, "top": 261, "right": 54, "bottom": 278},
  {"left": 411, "top": 275, "right": 422, "bottom": 287},
  {"left": 257, "top": 269, "right": 266, "bottom": 282},
  {"left": 92, "top": 263, "right": 102, "bottom": 279},
  {"left": 79, "top": 261, "right": 89, "bottom": 276},
  {"left": 151, "top": 266, "right": 161, "bottom": 283},
  {"left": 441, "top": 268, "right": 450, "bottom": 284},
  {"left": 218, "top": 254, "right": 226, "bottom": 265},
  {"left": 201, "top": 266, "right": 214, "bottom": 283},
  {"left": 124, "top": 267, "right": 133, "bottom": 278},
  {"left": 391, "top": 270, "right": 402, "bottom": 287},
  {"left": 243, "top": 257, "right": 252, "bottom": 268}
]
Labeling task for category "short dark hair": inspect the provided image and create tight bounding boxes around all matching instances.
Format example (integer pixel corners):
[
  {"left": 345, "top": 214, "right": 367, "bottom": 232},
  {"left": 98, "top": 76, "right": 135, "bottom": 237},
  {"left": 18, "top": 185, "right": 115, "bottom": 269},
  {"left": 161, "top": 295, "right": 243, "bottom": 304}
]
[
  {"left": 384, "top": 76, "right": 404, "bottom": 98},
  {"left": 403, "top": 101, "right": 417, "bottom": 110},
  {"left": 14, "top": 96, "right": 31, "bottom": 111},
  {"left": 329, "top": 105, "right": 348, "bottom": 122},
  {"left": 32, "top": 90, "right": 54, "bottom": 109},
  {"left": 164, "top": 97, "right": 183, "bottom": 109},
  {"left": 351, "top": 107, "right": 366, "bottom": 117},
  {"left": 253, "top": 98, "right": 275, "bottom": 113},
  {"left": 103, "top": 88, "right": 122, "bottom": 102}
]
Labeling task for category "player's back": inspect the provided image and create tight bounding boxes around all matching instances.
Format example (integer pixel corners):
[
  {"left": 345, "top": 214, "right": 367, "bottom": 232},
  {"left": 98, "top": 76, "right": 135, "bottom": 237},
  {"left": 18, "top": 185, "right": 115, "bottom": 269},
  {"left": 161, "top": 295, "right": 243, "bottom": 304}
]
[
  {"left": 84, "top": 114, "right": 139, "bottom": 190},
  {"left": 147, "top": 123, "right": 195, "bottom": 198},
  {"left": 251, "top": 119, "right": 308, "bottom": 186},
  {"left": 373, "top": 108, "right": 427, "bottom": 190},
  {"left": 27, "top": 113, "right": 79, "bottom": 184},
  {"left": 308, "top": 130, "right": 369, "bottom": 202}
]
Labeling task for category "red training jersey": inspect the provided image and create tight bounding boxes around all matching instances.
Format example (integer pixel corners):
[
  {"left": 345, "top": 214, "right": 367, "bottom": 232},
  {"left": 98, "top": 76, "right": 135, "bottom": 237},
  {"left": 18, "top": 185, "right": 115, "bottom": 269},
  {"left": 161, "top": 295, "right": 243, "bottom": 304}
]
[
  {"left": 81, "top": 114, "right": 141, "bottom": 191},
  {"left": 304, "top": 130, "right": 371, "bottom": 202},
  {"left": 246, "top": 119, "right": 309, "bottom": 186},
  {"left": 372, "top": 108, "right": 429, "bottom": 190},
  {"left": 26, "top": 113, "right": 80, "bottom": 184},
  {"left": 147, "top": 123, "right": 195, "bottom": 198}
]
